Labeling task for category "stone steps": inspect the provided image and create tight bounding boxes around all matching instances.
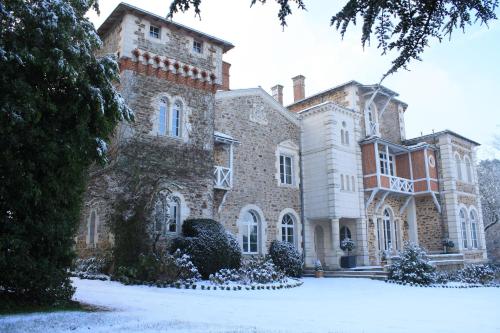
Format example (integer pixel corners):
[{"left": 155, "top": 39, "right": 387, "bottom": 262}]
[{"left": 303, "top": 268, "right": 388, "bottom": 281}]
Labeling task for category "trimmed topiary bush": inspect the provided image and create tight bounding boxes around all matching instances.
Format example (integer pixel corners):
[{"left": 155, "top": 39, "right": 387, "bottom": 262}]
[
  {"left": 387, "top": 242, "right": 435, "bottom": 285},
  {"left": 171, "top": 219, "right": 241, "bottom": 279},
  {"left": 457, "top": 264, "right": 495, "bottom": 285},
  {"left": 268, "top": 240, "right": 303, "bottom": 277}
]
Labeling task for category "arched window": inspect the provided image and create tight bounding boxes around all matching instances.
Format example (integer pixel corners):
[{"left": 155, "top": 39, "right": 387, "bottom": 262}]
[
  {"left": 464, "top": 156, "right": 473, "bottom": 183},
  {"left": 171, "top": 100, "right": 182, "bottom": 137},
  {"left": 341, "top": 129, "right": 345, "bottom": 144},
  {"left": 455, "top": 153, "right": 462, "bottom": 181},
  {"left": 158, "top": 97, "right": 169, "bottom": 135},
  {"left": 382, "top": 208, "right": 392, "bottom": 251},
  {"left": 281, "top": 214, "right": 295, "bottom": 245},
  {"left": 242, "top": 210, "right": 259, "bottom": 254},
  {"left": 153, "top": 192, "right": 181, "bottom": 235},
  {"left": 167, "top": 197, "right": 181, "bottom": 233},
  {"left": 88, "top": 210, "right": 97, "bottom": 247},
  {"left": 340, "top": 226, "right": 352, "bottom": 240},
  {"left": 340, "top": 174, "right": 345, "bottom": 190},
  {"left": 345, "top": 131, "right": 350, "bottom": 145},
  {"left": 459, "top": 208, "right": 468, "bottom": 249},
  {"left": 470, "top": 210, "right": 479, "bottom": 249}
]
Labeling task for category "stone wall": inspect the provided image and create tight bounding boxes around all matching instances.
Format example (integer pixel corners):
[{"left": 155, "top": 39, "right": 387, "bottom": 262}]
[
  {"left": 288, "top": 89, "right": 348, "bottom": 113},
  {"left": 415, "top": 196, "right": 443, "bottom": 253},
  {"left": 214, "top": 89, "right": 301, "bottom": 254},
  {"left": 76, "top": 69, "right": 216, "bottom": 258}
]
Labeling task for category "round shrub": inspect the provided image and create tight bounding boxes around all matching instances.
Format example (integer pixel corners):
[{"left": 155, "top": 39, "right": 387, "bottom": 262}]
[
  {"left": 268, "top": 240, "right": 303, "bottom": 277},
  {"left": 457, "top": 264, "right": 495, "bottom": 285},
  {"left": 387, "top": 242, "right": 435, "bottom": 286},
  {"left": 171, "top": 219, "right": 241, "bottom": 279}
]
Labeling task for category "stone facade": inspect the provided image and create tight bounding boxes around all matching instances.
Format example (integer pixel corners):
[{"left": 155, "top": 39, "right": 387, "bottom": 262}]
[{"left": 78, "top": 3, "right": 489, "bottom": 269}]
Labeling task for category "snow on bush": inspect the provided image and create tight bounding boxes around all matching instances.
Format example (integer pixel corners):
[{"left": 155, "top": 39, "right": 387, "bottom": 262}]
[
  {"left": 209, "top": 268, "right": 241, "bottom": 285},
  {"left": 269, "top": 240, "right": 303, "bottom": 277},
  {"left": 387, "top": 242, "right": 435, "bottom": 285},
  {"left": 456, "top": 264, "right": 495, "bottom": 285},
  {"left": 239, "top": 257, "right": 286, "bottom": 284},
  {"left": 73, "top": 256, "right": 111, "bottom": 280},
  {"left": 171, "top": 219, "right": 241, "bottom": 279}
]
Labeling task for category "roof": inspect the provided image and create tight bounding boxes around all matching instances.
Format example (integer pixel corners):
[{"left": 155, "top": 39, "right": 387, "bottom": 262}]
[
  {"left": 286, "top": 80, "right": 408, "bottom": 109},
  {"left": 403, "top": 130, "right": 481, "bottom": 146},
  {"left": 97, "top": 2, "right": 234, "bottom": 53}
]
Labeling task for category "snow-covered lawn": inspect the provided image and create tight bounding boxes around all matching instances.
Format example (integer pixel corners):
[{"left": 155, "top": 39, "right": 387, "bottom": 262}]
[{"left": 1, "top": 277, "right": 499, "bottom": 333}]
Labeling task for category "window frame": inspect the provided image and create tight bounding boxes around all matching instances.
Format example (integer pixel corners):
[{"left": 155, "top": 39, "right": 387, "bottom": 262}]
[
  {"left": 470, "top": 210, "right": 479, "bottom": 249},
  {"left": 167, "top": 197, "right": 181, "bottom": 234},
  {"left": 171, "top": 100, "right": 183, "bottom": 138},
  {"left": 192, "top": 39, "right": 203, "bottom": 54},
  {"left": 460, "top": 208, "right": 468, "bottom": 249},
  {"left": 149, "top": 24, "right": 160, "bottom": 39},
  {"left": 279, "top": 154, "right": 294, "bottom": 185},
  {"left": 242, "top": 210, "right": 260, "bottom": 254},
  {"left": 379, "top": 152, "right": 395, "bottom": 176},
  {"left": 281, "top": 214, "right": 295, "bottom": 245},
  {"left": 455, "top": 153, "right": 463, "bottom": 181}
]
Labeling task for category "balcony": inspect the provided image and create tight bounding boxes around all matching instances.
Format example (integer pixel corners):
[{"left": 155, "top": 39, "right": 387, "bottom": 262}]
[
  {"left": 213, "top": 131, "right": 239, "bottom": 191},
  {"left": 388, "top": 175, "right": 414, "bottom": 193},
  {"left": 214, "top": 166, "right": 232, "bottom": 190}
]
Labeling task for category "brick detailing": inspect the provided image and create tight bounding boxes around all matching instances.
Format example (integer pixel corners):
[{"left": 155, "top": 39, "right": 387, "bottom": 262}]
[
  {"left": 292, "top": 75, "right": 305, "bottom": 102},
  {"left": 119, "top": 57, "right": 219, "bottom": 93}
]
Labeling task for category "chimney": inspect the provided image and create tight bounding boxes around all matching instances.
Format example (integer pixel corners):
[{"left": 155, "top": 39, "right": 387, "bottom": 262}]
[
  {"left": 292, "top": 75, "right": 305, "bottom": 102},
  {"left": 222, "top": 61, "right": 231, "bottom": 91},
  {"left": 271, "top": 84, "right": 284, "bottom": 105}
]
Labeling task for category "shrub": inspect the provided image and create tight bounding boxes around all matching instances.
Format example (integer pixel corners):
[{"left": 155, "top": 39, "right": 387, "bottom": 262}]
[
  {"left": 268, "top": 240, "right": 303, "bottom": 277},
  {"left": 73, "top": 255, "right": 111, "bottom": 276},
  {"left": 387, "top": 243, "right": 435, "bottom": 285},
  {"left": 209, "top": 268, "right": 241, "bottom": 285},
  {"left": 240, "top": 256, "right": 285, "bottom": 284},
  {"left": 457, "top": 264, "right": 495, "bottom": 285},
  {"left": 171, "top": 219, "right": 241, "bottom": 279}
]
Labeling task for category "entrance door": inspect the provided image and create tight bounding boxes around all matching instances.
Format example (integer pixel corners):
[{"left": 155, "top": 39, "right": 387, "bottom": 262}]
[{"left": 314, "top": 225, "right": 325, "bottom": 266}]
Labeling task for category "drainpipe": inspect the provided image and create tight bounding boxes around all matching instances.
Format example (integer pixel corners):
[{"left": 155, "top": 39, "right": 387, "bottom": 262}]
[{"left": 299, "top": 127, "right": 307, "bottom": 266}]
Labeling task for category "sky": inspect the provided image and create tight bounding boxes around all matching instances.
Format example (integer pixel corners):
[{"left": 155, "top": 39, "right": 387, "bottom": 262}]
[{"left": 87, "top": 1, "right": 500, "bottom": 160}]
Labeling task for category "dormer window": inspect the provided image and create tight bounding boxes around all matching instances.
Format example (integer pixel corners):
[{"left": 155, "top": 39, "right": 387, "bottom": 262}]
[
  {"left": 193, "top": 40, "right": 203, "bottom": 54},
  {"left": 150, "top": 25, "right": 160, "bottom": 39}
]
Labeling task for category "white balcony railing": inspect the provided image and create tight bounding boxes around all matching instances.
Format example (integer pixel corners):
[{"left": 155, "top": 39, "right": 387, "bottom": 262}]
[
  {"left": 214, "top": 166, "right": 232, "bottom": 189},
  {"left": 389, "top": 175, "right": 414, "bottom": 193}
]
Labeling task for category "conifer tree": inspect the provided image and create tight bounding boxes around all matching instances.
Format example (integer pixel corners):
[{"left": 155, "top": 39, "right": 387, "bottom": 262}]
[{"left": 0, "top": 0, "right": 132, "bottom": 305}]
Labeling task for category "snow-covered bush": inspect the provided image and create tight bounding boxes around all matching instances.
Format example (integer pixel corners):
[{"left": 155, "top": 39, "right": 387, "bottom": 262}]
[
  {"left": 209, "top": 268, "right": 241, "bottom": 285},
  {"left": 456, "top": 264, "right": 495, "bottom": 285},
  {"left": 172, "top": 250, "right": 202, "bottom": 284},
  {"left": 387, "top": 243, "right": 435, "bottom": 285},
  {"left": 74, "top": 256, "right": 111, "bottom": 275},
  {"left": 240, "top": 257, "right": 285, "bottom": 284},
  {"left": 171, "top": 219, "right": 241, "bottom": 279},
  {"left": 340, "top": 238, "right": 355, "bottom": 254},
  {"left": 269, "top": 240, "right": 303, "bottom": 277}
]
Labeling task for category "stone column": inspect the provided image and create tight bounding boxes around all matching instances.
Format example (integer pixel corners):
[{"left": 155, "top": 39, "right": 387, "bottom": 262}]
[
  {"left": 356, "top": 218, "right": 369, "bottom": 266},
  {"left": 330, "top": 218, "right": 342, "bottom": 269}
]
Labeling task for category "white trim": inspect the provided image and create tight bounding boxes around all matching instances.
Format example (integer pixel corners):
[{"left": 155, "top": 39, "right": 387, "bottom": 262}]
[
  {"left": 276, "top": 140, "right": 300, "bottom": 188},
  {"left": 237, "top": 204, "right": 267, "bottom": 255},
  {"left": 277, "top": 208, "right": 302, "bottom": 251}
]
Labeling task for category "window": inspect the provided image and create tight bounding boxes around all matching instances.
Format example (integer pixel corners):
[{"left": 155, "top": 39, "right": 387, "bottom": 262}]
[
  {"left": 153, "top": 192, "right": 181, "bottom": 235},
  {"left": 340, "top": 174, "right": 345, "bottom": 190},
  {"left": 242, "top": 211, "right": 259, "bottom": 254},
  {"left": 193, "top": 40, "right": 203, "bottom": 54},
  {"left": 88, "top": 210, "right": 97, "bottom": 247},
  {"left": 167, "top": 197, "right": 180, "bottom": 233},
  {"left": 345, "top": 131, "right": 350, "bottom": 145},
  {"left": 470, "top": 210, "right": 479, "bottom": 249},
  {"left": 382, "top": 208, "right": 392, "bottom": 251},
  {"left": 340, "top": 226, "right": 351, "bottom": 241},
  {"left": 341, "top": 121, "right": 350, "bottom": 145},
  {"left": 149, "top": 25, "right": 160, "bottom": 39},
  {"left": 158, "top": 97, "right": 169, "bottom": 135},
  {"left": 280, "top": 155, "right": 293, "bottom": 185},
  {"left": 351, "top": 176, "right": 355, "bottom": 192},
  {"left": 341, "top": 129, "right": 345, "bottom": 144},
  {"left": 464, "top": 157, "right": 473, "bottom": 183},
  {"left": 460, "top": 209, "right": 468, "bottom": 249},
  {"left": 455, "top": 153, "right": 462, "bottom": 181},
  {"left": 346, "top": 175, "right": 350, "bottom": 191},
  {"left": 171, "top": 100, "right": 182, "bottom": 137},
  {"left": 281, "top": 214, "right": 295, "bottom": 245},
  {"left": 379, "top": 152, "right": 395, "bottom": 176}
]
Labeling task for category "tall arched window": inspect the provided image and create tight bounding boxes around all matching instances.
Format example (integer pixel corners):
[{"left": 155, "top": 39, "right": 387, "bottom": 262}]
[
  {"left": 167, "top": 197, "right": 181, "bottom": 233},
  {"left": 281, "top": 214, "right": 295, "bottom": 245},
  {"left": 153, "top": 192, "right": 181, "bottom": 235},
  {"left": 382, "top": 208, "right": 392, "bottom": 251},
  {"left": 158, "top": 97, "right": 169, "bottom": 135},
  {"left": 171, "top": 100, "right": 182, "bottom": 137},
  {"left": 464, "top": 156, "right": 473, "bottom": 183},
  {"left": 459, "top": 208, "right": 468, "bottom": 249},
  {"left": 470, "top": 210, "right": 479, "bottom": 249},
  {"left": 340, "top": 226, "right": 352, "bottom": 240},
  {"left": 242, "top": 210, "right": 259, "bottom": 254},
  {"left": 455, "top": 153, "right": 462, "bottom": 181},
  {"left": 88, "top": 210, "right": 97, "bottom": 247}
]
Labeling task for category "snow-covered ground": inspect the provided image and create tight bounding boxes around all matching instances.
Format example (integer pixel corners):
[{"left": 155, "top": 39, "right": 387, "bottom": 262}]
[{"left": 1, "top": 277, "right": 499, "bottom": 333}]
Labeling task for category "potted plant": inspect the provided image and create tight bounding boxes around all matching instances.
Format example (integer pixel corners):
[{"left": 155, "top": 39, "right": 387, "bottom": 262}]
[
  {"left": 442, "top": 239, "right": 455, "bottom": 254},
  {"left": 340, "top": 238, "right": 356, "bottom": 268},
  {"left": 314, "top": 260, "right": 324, "bottom": 278}
]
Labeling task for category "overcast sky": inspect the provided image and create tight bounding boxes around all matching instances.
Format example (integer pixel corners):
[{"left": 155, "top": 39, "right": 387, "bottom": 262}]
[{"left": 87, "top": 1, "right": 500, "bottom": 160}]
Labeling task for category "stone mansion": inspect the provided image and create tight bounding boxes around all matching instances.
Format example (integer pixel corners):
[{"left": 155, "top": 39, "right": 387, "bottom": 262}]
[{"left": 77, "top": 3, "right": 488, "bottom": 269}]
